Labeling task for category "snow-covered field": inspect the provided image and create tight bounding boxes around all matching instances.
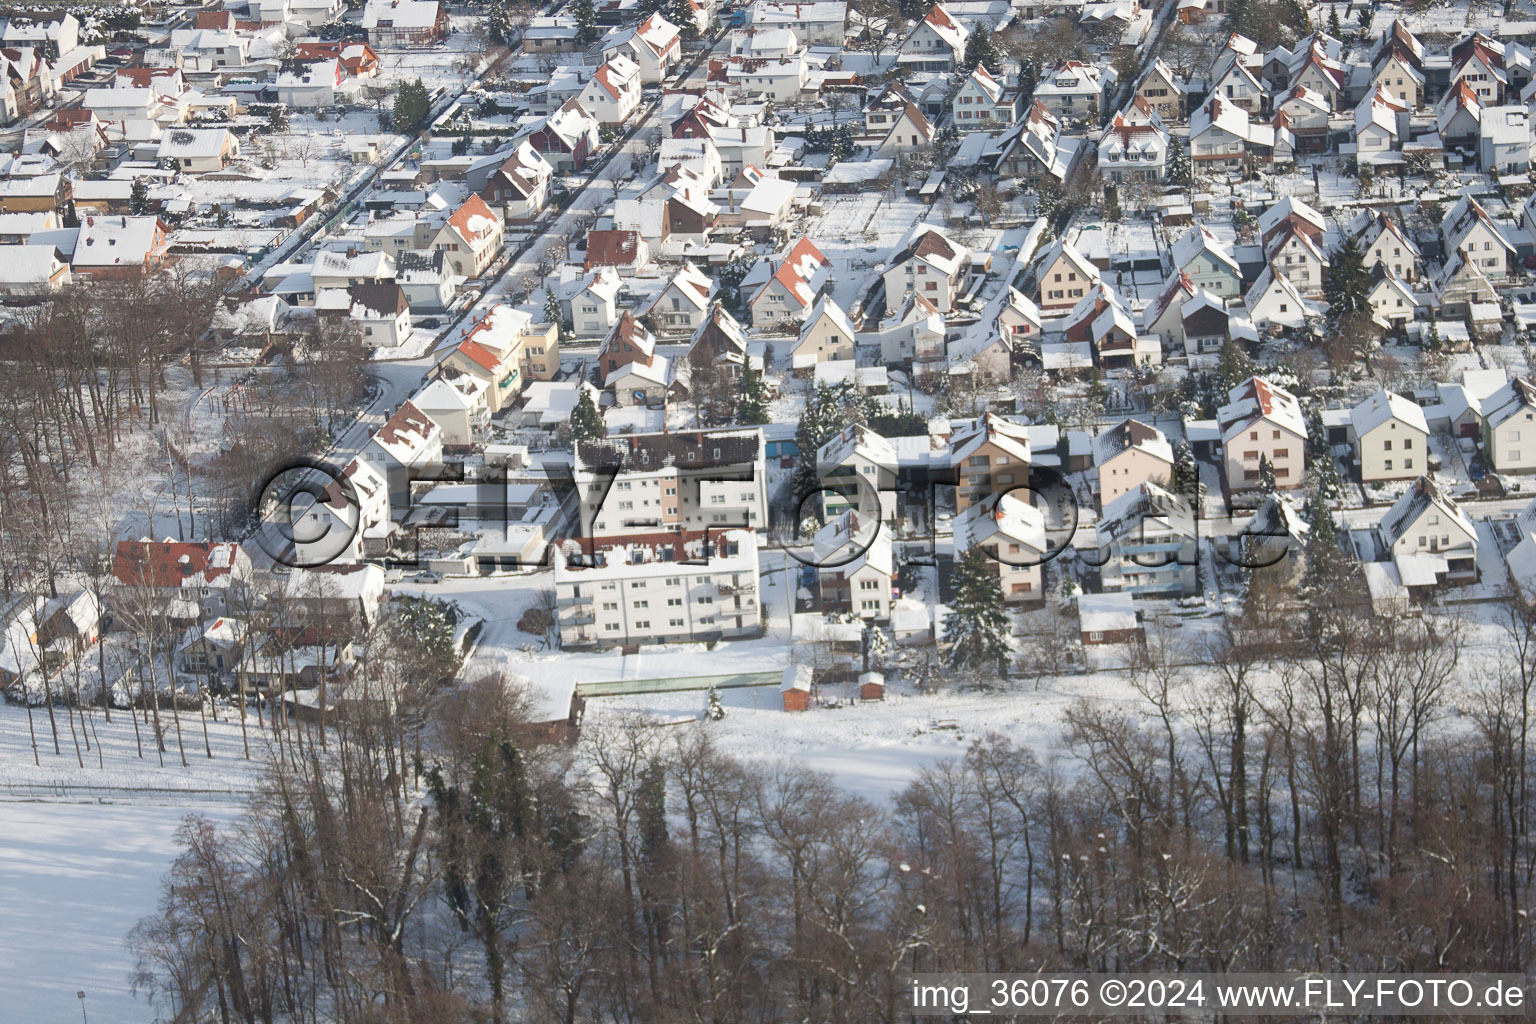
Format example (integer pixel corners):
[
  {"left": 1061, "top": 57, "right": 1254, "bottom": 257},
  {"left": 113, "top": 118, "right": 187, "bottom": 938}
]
[{"left": 0, "top": 800, "right": 235, "bottom": 1024}]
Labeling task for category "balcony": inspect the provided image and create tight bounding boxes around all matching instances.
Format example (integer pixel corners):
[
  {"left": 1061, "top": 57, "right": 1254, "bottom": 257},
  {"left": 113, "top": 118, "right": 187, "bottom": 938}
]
[
  {"left": 557, "top": 594, "right": 592, "bottom": 608},
  {"left": 562, "top": 611, "right": 596, "bottom": 625}
]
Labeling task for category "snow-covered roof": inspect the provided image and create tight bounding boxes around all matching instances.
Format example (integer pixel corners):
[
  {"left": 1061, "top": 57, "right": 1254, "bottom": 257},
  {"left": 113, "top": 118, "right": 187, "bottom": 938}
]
[{"left": 1350, "top": 388, "right": 1426, "bottom": 439}]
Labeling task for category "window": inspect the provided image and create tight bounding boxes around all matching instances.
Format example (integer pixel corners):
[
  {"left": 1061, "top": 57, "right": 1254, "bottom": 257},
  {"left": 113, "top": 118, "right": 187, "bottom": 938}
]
[
  {"left": 633, "top": 600, "right": 648, "bottom": 609},
  {"left": 605, "top": 622, "right": 621, "bottom": 631},
  {"left": 669, "top": 618, "right": 684, "bottom": 627},
  {"left": 635, "top": 620, "right": 650, "bottom": 629}
]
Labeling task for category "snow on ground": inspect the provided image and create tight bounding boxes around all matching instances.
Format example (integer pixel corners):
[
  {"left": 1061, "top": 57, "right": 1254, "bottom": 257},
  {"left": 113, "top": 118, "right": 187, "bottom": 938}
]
[
  {"left": 0, "top": 703, "right": 275, "bottom": 796},
  {"left": 0, "top": 800, "right": 235, "bottom": 1024}
]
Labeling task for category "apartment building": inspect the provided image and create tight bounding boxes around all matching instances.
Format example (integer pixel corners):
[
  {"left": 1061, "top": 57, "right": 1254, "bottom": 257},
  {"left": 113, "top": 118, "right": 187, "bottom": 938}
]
[{"left": 555, "top": 529, "right": 762, "bottom": 648}]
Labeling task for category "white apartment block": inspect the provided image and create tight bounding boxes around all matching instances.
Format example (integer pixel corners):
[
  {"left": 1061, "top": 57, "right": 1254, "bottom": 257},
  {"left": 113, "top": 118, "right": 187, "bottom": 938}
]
[
  {"left": 554, "top": 530, "right": 762, "bottom": 648},
  {"left": 572, "top": 429, "right": 768, "bottom": 541}
]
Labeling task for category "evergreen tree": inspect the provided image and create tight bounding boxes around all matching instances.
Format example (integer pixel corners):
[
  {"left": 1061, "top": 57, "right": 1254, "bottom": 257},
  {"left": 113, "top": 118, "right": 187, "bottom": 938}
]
[
  {"left": 1167, "top": 136, "right": 1192, "bottom": 187},
  {"left": 1424, "top": 314, "right": 1442, "bottom": 352},
  {"left": 1301, "top": 487, "right": 1349, "bottom": 594},
  {"left": 791, "top": 384, "right": 842, "bottom": 512},
  {"left": 665, "top": 0, "right": 699, "bottom": 37},
  {"left": 543, "top": 289, "right": 564, "bottom": 335},
  {"left": 1172, "top": 440, "right": 1198, "bottom": 495},
  {"left": 1217, "top": 338, "right": 1254, "bottom": 394},
  {"left": 737, "top": 359, "right": 770, "bottom": 425},
  {"left": 705, "top": 686, "right": 726, "bottom": 720},
  {"left": 1103, "top": 183, "right": 1122, "bottom": 223},
  {"left": 1323, "top": 234, "right": 1371, "bottom": 321},
  {"left": 961, "top": 27, "right": 1004, "bottom": 75},
  {"left": 129, "top": 178, "right": 151, "bottom": 215},
  {"left": 942, "top": 546, "right": 1012, "bottom": 677},
  {"left": 571, "top": 387, "right": 604, "bottom": 441},
  {"left": 1257, "top": 454, "right": 1277, "bottom": 495},
  {"left": 1327, "top": 6, "right": 1341, "bottom": 38},
  {"left": 393, "top": 78, "right": 432, "bottom": 133},
  {"left": 572, "top": 0, "right": 598, "bottom": 43}
]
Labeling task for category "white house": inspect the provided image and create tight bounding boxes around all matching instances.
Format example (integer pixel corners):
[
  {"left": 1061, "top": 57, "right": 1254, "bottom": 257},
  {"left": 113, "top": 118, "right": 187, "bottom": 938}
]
[
  {"left": 1035, "top": 60, "right": 1114, "bottom": 119},
  {"left": 602, "top": 12, "right": 681, "bottom": 85},
  {"left": 1441, "top": 194, "right": 1514, "bottom": 283},
  {"left": 578, "top": 56, "right": 643, "bottom": 125},
  {"left": 1349, "top": 388, "right": 1428, "bottom": 484},
  {"left": 1376, "top": 476, "right": 1478, "bottom": 588},
  {"left": 1218, "top": 376, "right": 1307, "bottom": 491},
  {"left": 897, "top": 3, "right": 968, "bottom": 72},
  {"left": 1482, "top": 376, "right": 1536, "bottom": 474},
  {"left": 1096, "top": 100, "right": 1168, "bottom": 182},
  {"left": 952, "top": 492, "right": 1047, "bottom": 604},
  {"left": 564, "top": 267, "right": 624, "bottom": 337},
  {"left": 791, "top": 294, "right": 857, "bottom": 365},
  {"left": 644, "top": 261, "right": 715, "bottom": 335},
  {"left": 1094, "top": 418, "right": 1175, "bottom": 505},
  {"left": 882, "top": 223, "right": 970, "bottom": 314}
]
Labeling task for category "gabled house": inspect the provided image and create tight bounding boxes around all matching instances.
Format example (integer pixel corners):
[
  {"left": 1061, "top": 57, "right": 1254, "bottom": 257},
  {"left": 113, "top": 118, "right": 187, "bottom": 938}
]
[
  {"left": 898, "top": 3, "right": 968, "bottom": 73},
  {"left": 1273, "top": 85, "right": 1330, "bottom": 153},
  {"left": 412, "top": 372, "right": 491, "bottom": 447},
  {"left": 1450, "top": 32, "right": 1509, "bottom": 104},
  {"left": 1096, "top": 100, "right": 1168, "bottom": 182},
  {"left": 317, "top": 281, "right": 412, "bottom": 349},
  {"left": 867, "top": 82, "right": 935, "bottom": 154},
  {"left": 602, "top": 12, "right": 681, "bottom": 84},
  {"left": 813, "top": 510, "right": 894, "bottom": 620},
  {"left": 1365, "top": 265, "right": 1416, "bottom": 329},
  {"left": 584, "top": 228, "right": 651, "bottom": 275},
  {"left": 644, "top": 261, "right": 715, "bottom": 335},
  {"left": 565, "top": 266, "right": 624, "bottom": 336},
  {"left": 1372, "top": 20, "right": 1425, "bottom": 108},
  {"left": 1433, "top": 249, "right": 1498, "bottom": 315},
  {"left": 1479, "top": 104, "right": 1529, "bottom": 175},
  {"left": 1264, "top": 223, "right": 1328, "bottom": 297},
  {"left": 749, "top": 236, "right": 830, "bottom": 325},
  {"left": 1034, "top": 60, "right": 1114, "bottom": 119},
  {"left": 1218, "top": 376, "right": 1307, "bottom": 491},
  {"left": 1189, "top": 95, "right": 1285, "bottom": 170},
  {"left": 156, "top": 127, "right": 238, "bottom": 173},
  {"left": 1032, "top": 237, "right": 1099, "bottom": 311},
  {"left": 1355, "top": 211, "right": 1420, "bottom": 282},
  {"left": 1354, "top": 85, "right": 1407, "bottom": 158},
  {"left": 1375, "top": 476, "right": 1478, "bottom": 588},
  {"left": 1350, "top": 388, "right": 1428, "bottom": 483},
  {"left": 72, "top": 215, "right": 169, "bottom": 279},
  {"left": 481, "top": 141, "right": 552, "bottom": 221},
  {"left": 432, "top": 195, "right": 504, "bottom": 279},
  {"left": 1244, "top": 260, "right": 1311, "bottom": 328},
  {"left": 578, "top": 55, "right": 643, "bottom": 125},
  {"left": 1094, "top": 418, "right": 1174, "bottom": 506},
  {"left": 112, "top": 540, "right": 253, "bottom": 620},
  {"left": 993, "top": 100, "right": 1071, "bottom": 185},
  {"left": 1257, "top": 195, "right": 1325, "bottom": 249},
  {"left": 362, "top": 0, "right": 447, "bottom": 46},
  {"left": 1441, "top": 194, "right": 1513, "bottom": 283},
  {"left": 1134, "top": 58, "right": 1185, "bottom": 121},
  {"left": 952, "top": 64, "right": 1019, "bottom": 130},
  {"left": 882, "top": 223, "right": 970, "bottom": 314},
  {"left": 952, "top": 492, "right": 1047, "bottom": 604},
  {"left": 1436, "top": 80, "right": 1482, "bottom": 153},
  {"left": 598, "top": 311, "right": 659, "bottom": 380},
  {"left": 1286, "top": 38, "right": 1347, "bottom": 109},
  {"left": 686, "top": 302, "right": 749, "bottom": 373},
  {"left": 997, "top": 286, "right": 1041, "bottom": 346},
  {"left": 524, "top": 99, "right": 600, "bottom": 172},
  {"left": 1482, "top": 377, "right": 1536, "bottom": 474},
  {"left": 817, "top": 423, "right": 897, "bottom": 522},
  {"left": 949, "top": 412, "right": 1031, "bottom": 512},
  {"left": 361, "top": 400, "right": 444, "bottom": 506},
  {"left": 396, "top": 249, "right": 456, "bottom": 313},
  {"left": 1170, "top": 223, "right": 1241, "bottom": 296},
  {"left": 1208, "top": 35, "right": 1266, "bottom": 114},
  {"left": 791, "top": 294, "right": 856, "bottom": 365}
]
